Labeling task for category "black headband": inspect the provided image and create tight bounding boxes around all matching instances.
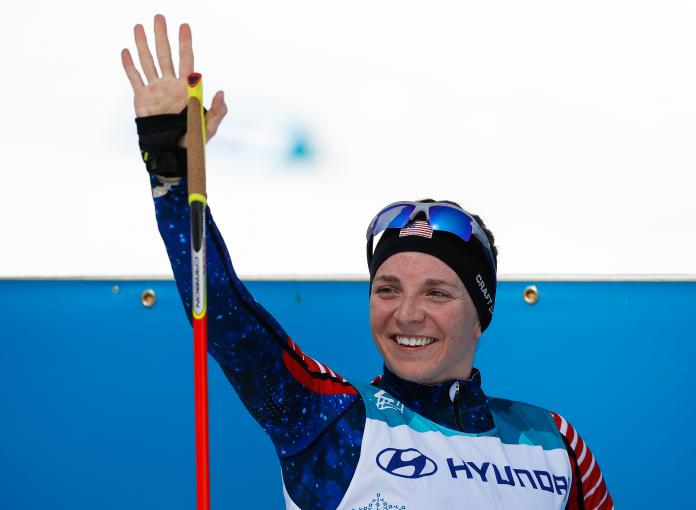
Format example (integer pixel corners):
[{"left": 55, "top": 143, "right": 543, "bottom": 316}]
[{"left": 368, "top": 228, "right": 496, "bottom": 332}]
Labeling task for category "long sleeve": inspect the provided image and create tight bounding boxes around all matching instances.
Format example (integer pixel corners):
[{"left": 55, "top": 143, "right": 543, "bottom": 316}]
[
  {"left": 149, "top": 174, "right": 360, "bottom": 457},
  {"left": 550, "top": 411, "right": 614, "bottom": 510}
]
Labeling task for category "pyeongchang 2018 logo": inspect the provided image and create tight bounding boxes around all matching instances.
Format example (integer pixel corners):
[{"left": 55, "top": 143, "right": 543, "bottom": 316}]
[{"left": 376, "top": 448, "right": 438, "bottom": 479}]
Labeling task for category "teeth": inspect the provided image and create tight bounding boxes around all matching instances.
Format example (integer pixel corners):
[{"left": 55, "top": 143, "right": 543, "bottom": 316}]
[{"left": 395, "top": 335, "right": 436, "bottom": 347}]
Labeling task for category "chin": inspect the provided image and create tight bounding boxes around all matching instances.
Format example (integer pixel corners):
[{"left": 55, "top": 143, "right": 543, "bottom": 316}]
[{"left": 387, "top": 362, "right": 437, "bottom": 385}]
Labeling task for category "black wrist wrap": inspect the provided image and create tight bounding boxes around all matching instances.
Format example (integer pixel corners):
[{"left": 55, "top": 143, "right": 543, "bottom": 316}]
[{"left": 135, "top": 108, "right": 189, "bottom": 178}]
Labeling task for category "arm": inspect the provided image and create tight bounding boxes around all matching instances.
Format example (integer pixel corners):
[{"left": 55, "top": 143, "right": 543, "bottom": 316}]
[
  {"left": 123, "top": 15, "right": 360, "bottom": 456},
  {"left": 152, "top": 173, "right": 359, "bottom": 450},
  {"left": 550, "top": 411, "right": 614, "bottom": 510}
]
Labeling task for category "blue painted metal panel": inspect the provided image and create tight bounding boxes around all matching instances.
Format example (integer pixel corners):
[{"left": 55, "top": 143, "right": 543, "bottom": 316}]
[{"left": 1, "top": 279, "right": 694, "bottom": 508}]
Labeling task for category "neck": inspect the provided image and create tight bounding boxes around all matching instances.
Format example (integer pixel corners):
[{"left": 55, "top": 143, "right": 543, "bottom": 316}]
[{"left": 375, "top": 365, "right": 494, "bottom": 433}]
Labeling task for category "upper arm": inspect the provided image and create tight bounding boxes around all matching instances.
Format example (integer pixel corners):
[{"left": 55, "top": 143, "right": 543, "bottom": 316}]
[{"left": 550, "top": 411, "right": 613, "bottom": 510}]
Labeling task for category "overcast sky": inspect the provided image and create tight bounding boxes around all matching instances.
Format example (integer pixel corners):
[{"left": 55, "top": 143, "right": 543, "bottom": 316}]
[{"left": 2, "top": 0, "right": 695, "bottom": 277}]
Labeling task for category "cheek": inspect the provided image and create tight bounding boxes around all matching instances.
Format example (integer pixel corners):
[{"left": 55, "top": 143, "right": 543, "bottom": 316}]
[
  {"left": 368, "top": 298, "right": 378, "bottom": 326},
  {"left": 369, "top": 298, "right": 393, "bottom": 333},
  {"left": 369, "top": 299, "right": 384, "bottom": 328},
  {"left": 442, "top": 305, "right": 475, "bottom": 340}
]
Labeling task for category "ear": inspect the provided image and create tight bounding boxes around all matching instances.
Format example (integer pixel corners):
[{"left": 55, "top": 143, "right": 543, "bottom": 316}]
[{"left": 472, "top": 320, "right": 482, "bottom": 341}]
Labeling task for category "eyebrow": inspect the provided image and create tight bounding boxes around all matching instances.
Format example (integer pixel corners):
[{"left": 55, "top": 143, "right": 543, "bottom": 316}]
[
  {"left": 374, "top": 275, "right": 400, "bottom": 283},
  {"left": 373, "top": 275, "right": 459, "bottom": 288},
  {"left": 424, "top": 278, "right": 459, "bottom": 288}
]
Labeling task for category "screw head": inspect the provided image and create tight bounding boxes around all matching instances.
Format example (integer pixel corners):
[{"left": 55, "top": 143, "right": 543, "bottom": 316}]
[
  {"left": 141, "top": 289, "right": 157, "bottom": 308},
  {"left": 523, "top": 285, "right": 539, "bottom": 305}
]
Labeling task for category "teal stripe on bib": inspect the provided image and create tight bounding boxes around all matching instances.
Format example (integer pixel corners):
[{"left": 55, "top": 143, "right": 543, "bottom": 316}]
[
  {"left": 355, "top": 383, "right": 565, "bottom": 451},
  {"left": 488, "top": 397, "right": 566, "bottom": 451}
]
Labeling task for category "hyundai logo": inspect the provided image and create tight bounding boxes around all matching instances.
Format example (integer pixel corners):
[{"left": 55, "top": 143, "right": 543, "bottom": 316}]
[{"left": 376, "top": 448, "right": 438, "bottom": 479}]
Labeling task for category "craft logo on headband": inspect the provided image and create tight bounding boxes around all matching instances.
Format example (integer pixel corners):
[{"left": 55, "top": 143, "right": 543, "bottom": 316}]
[{"left": 476, "top": 274, "right": 494, "bottom": 313}]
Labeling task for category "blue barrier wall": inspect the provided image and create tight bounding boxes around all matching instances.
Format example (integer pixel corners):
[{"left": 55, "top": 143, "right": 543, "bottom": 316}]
[{"left": 1, "top": 279, "right": 695, "bottom": 508}]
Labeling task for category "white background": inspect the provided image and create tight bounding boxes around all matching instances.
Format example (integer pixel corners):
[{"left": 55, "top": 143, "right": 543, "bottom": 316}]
[{"left": 2, "top": 1, "right": 694, "bottom": 277}]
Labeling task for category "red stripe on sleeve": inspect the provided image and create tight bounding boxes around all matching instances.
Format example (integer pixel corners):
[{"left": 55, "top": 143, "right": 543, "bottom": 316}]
[
  {"left": 282, "top": 338, "right": 358, "bottom": 395},
  {"left": 549, "top": 411, "right": 614, "bottom": 510}
]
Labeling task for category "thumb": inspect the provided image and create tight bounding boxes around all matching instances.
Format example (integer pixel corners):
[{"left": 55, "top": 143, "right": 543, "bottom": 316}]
[{"left": 204, "top": 90, "right": 228, "bottom": 141}]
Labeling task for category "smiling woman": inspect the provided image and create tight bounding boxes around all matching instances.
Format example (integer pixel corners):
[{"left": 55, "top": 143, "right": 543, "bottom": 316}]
[
  {"left": 370, "top": 252, "right": 481, "bottom": 385},
  {"left": 123, "top": 14, "right": 613, "bottom": 510}
]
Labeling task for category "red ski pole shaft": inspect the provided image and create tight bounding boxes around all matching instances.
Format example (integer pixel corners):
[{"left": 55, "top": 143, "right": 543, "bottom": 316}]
[{"left": 186, "top": 72, "right": 210, "bottom": 510}]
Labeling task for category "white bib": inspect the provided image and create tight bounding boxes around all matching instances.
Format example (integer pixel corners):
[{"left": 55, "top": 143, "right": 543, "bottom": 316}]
[{"left": 284, "top": 384, "right": 572, "bottom": 510}]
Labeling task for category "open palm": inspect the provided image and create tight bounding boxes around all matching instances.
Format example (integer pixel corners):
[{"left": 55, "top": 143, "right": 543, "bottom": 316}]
[{"left": 121, "top": 14, "right": 227, "bottom": 142}]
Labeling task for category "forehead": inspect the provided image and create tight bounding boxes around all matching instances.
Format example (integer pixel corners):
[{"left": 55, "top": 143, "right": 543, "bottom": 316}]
[{"left": 375, "top": 251, "right": 463, "bottom": 287}]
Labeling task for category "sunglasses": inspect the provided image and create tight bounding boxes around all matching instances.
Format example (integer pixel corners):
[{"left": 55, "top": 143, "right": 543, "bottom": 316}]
[{"left": 366, "top": 201, "right": 496, "bottom": 274}]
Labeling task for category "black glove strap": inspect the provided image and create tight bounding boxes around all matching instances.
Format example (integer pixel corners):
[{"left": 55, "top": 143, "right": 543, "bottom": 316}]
[{"left": 136, "top": 108, "right": 189, "bottom": 178}]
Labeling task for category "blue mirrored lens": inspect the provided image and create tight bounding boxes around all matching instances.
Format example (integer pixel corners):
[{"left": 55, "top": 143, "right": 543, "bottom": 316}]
[
  {"left": 372, "top": 204, "right": 415, "bottom": 234},
  {"left": 428, "top": 206, "right": 473, "bottom": 241}
]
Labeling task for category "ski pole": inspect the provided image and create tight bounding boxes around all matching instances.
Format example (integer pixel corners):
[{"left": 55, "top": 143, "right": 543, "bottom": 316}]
[{"left": 186, "top": 72, "right": 210, "bottom": 510}]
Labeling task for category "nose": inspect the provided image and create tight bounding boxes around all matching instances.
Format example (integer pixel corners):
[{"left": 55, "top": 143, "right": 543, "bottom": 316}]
[{"left": 393, "top": 295, "right": 425, "bottom": 325}]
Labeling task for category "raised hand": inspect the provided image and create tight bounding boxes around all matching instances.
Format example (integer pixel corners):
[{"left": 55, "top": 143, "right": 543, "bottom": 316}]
[{"left": 121, "top": 14, "right": 227, "bottom": 143}]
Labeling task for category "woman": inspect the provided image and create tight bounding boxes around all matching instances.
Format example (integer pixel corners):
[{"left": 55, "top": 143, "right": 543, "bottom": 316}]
[{"left": 122, "top": 15, "right": 613, "bottom": 509}]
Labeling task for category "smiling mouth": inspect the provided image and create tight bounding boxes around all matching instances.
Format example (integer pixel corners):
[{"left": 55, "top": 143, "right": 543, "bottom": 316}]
[{"left": 391, "top": 335, "right": 438, "bottom": 348}]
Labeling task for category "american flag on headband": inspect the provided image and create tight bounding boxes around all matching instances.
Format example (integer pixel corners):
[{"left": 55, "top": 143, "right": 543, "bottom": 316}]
[{"left": 399, "top": 220, "right": 433, "bottom": 239}]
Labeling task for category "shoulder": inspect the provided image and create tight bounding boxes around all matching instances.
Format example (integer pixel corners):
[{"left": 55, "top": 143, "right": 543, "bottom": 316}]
[
  {"left": 488, "top": 396, "right": 560, "bottom": 432},
  {"left": 547, "top": 409, "right": 597, "bottom": 469},
  {"left": 488, "top": 395, "right": 552, "bottom": 415},
  {"left": 546, "top": 410, "right": 614, "bottom": 510},
  {"left": 490, "top": 400, "right": 613, "bottom": 508},
  {"left": 487, "top": 397, "right": 565, "bottom": 450}
]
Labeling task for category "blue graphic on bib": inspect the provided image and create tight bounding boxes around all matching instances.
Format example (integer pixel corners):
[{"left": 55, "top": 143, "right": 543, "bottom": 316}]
[
  {"left": 376, "top": 448, "right": 437, "bottom": 478},
  {"left": 351, "top": 492, "right": 407, "bottom": 510}
]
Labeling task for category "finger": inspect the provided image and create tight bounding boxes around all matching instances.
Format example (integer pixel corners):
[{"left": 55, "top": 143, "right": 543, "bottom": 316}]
[
  {"left": 121, "top": 48, "right": 145, "bottom": 91},
  {"left": 205, "top": 90, "right": 228, "bottom": 140},
  {"left": 179, "top": 23, "right": 194, "bottom": 78},
  {"left": 154, "top": 14, "right": 176, "bottom": 78},
  {"left": 134, "top": 23, "right": 159, "bottom": 83}
]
